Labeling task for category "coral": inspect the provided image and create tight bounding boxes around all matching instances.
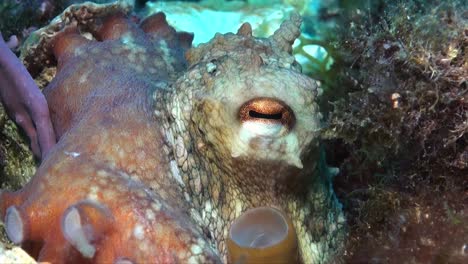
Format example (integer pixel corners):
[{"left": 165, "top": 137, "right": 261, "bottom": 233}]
[
  {"left": 0, "top": 242, "right": 35, "bottom": 264},
  {"left": 0, "top": 0, "right": 125, "bottom": 50},
  {"left": 321, "top": 0, "right": 467, "bottom": 262},
  {"left": 0, "top": 0, "right": 64, "bottom": 45},
  {"left": 0, "top": 1, "right": 344, "bottom": 263}
]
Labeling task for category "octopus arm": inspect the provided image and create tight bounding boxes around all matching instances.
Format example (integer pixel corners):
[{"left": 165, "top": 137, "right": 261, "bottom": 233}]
[
  {"left": 0, "top": 33, "right": 56, "bottom": 159},
  {"left": 1, "top": 5, "right": 219, "bottom": 264}
]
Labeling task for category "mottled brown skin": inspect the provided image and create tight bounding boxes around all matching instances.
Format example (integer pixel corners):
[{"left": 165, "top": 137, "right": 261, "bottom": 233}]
[
  {"left": 165, "top": 28, "right": 345, "bottom": 262},
  {"left": 1, "top": 2, "right": 345, "bottom": 263},
  {"left": 1, "top": 12, "right": 219, "bottom": 264}
]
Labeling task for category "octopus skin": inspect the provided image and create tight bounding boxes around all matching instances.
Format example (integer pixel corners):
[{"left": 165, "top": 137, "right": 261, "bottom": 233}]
[{"left": 0, "top": 2, "right": 345, "bottom": 263}]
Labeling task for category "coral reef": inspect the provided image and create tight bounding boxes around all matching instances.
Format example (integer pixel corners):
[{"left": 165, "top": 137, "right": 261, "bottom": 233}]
[
  {"left": 0, "top": 1, "right": 344, "bottom": 263},
  {"left": 0, "top": 0, "right": 128, "bottom": 50},
  {"left": 322, "top": 0, "right": 467, "bottom": 262},
  {"left": 0, "top": 0, "right": 52, "bottom": 42}
]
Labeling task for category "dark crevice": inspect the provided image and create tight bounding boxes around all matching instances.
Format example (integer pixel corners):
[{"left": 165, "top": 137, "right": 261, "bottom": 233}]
[{"left": 248, "top": 111, "right": 282, "bottom": 120}]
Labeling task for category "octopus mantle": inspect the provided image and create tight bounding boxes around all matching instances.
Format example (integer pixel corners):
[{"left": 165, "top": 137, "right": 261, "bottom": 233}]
[{"left": 1, "top": 2, "right": 345, "bottom": 263}]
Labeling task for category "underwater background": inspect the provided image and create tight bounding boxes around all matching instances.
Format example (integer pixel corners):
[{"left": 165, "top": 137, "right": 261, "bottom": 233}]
[{"left": 0, "top": 0, "right": 466, "bottom": 263}]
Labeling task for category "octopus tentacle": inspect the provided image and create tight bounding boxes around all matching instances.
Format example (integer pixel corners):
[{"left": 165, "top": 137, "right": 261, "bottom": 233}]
[
  {"left": 12, "top": 113, "right": 40, "bottom": 156},
  {"left": 270, "top": 11, "right": 302, "bottom": 53},
  {"left": 0, "top": 33, "right": 56, "bottom": 158},
  {"left": 3, "top": 154, "right": 222, "bottom": 263},
  {"left": 1, "top": 2, "right": 214, "bottom": 262},
  {"left": 13, "top": 196, "right": 60, "bottom": 243},
  {"left": 4, "top": 200, "right": 67, "bottom": 258},
  {"left": 1, "top": 190, "right": 28, "bottom": 233},
  {"left": 36, "top": 235, "right": 77, "bottom": 263}
]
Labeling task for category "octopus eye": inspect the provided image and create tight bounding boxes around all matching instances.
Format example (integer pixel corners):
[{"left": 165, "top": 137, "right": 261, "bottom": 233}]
[{"left": 238, "top": 97, "right": 295, "bottom": 135}]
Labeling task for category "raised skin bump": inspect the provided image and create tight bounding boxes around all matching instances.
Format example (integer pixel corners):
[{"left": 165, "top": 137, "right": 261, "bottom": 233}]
[
  {"left": 5, "top": 206, "right": 25, "bottom": 244},
  {"left": 63, "top": 207, "right": 96, "bottom": 258},
  {"left": 94, "top": 13, "right": 137, "bottom": 41},
  {"left": 114, "top": 258, "right": 134, "bottom": 264},
  {"left": 140, "top": 12, "right": 169, "bottom": 34},
  {"left": 139, "top": 12, "right": 192, "bottom": 43},
  {"left": 62, "top": 201, "right": 114, "bottom": 259}
]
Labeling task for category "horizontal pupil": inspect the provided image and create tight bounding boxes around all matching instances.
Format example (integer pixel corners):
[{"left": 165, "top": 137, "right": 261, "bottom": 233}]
[{"left": 249, "top": 110, "right": 282, "bottom": 120}]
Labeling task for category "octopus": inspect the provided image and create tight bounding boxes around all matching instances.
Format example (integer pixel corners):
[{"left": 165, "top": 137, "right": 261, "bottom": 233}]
[{"left": 0, "top": 1, "right": 345, "bottom": 263}]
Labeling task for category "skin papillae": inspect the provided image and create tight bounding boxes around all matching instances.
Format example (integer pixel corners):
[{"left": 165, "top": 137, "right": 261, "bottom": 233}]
[
  {"left": 0, "top": 2, "right": 345, "bottom": 263},
  {"left": 0, "top": 33, "right": 56, "bottom": 159}
]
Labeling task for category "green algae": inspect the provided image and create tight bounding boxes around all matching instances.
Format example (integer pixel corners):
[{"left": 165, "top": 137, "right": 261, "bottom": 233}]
[
  {"left": 321, "top": 0, "right": 467, "bottom": 262},
  {"left": 0, "top": 105, "right": 36, "bottom": 190}
]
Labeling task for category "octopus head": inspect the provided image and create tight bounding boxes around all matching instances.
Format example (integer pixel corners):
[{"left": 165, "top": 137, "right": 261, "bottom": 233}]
[
  {"left": 177, "top": 14, "right": 322, "bottom": 186},
  {"left": 165, "top": 14, "right": 344, "bottom": 263}
]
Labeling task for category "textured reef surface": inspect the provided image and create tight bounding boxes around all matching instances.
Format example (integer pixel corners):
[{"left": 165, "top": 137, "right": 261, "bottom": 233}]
[
  {"left": 0, "top": 1, "right": 344, "bottom": 263},
  {"left": 323, "top": 0, "right": 467, "bottom": 262}
]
